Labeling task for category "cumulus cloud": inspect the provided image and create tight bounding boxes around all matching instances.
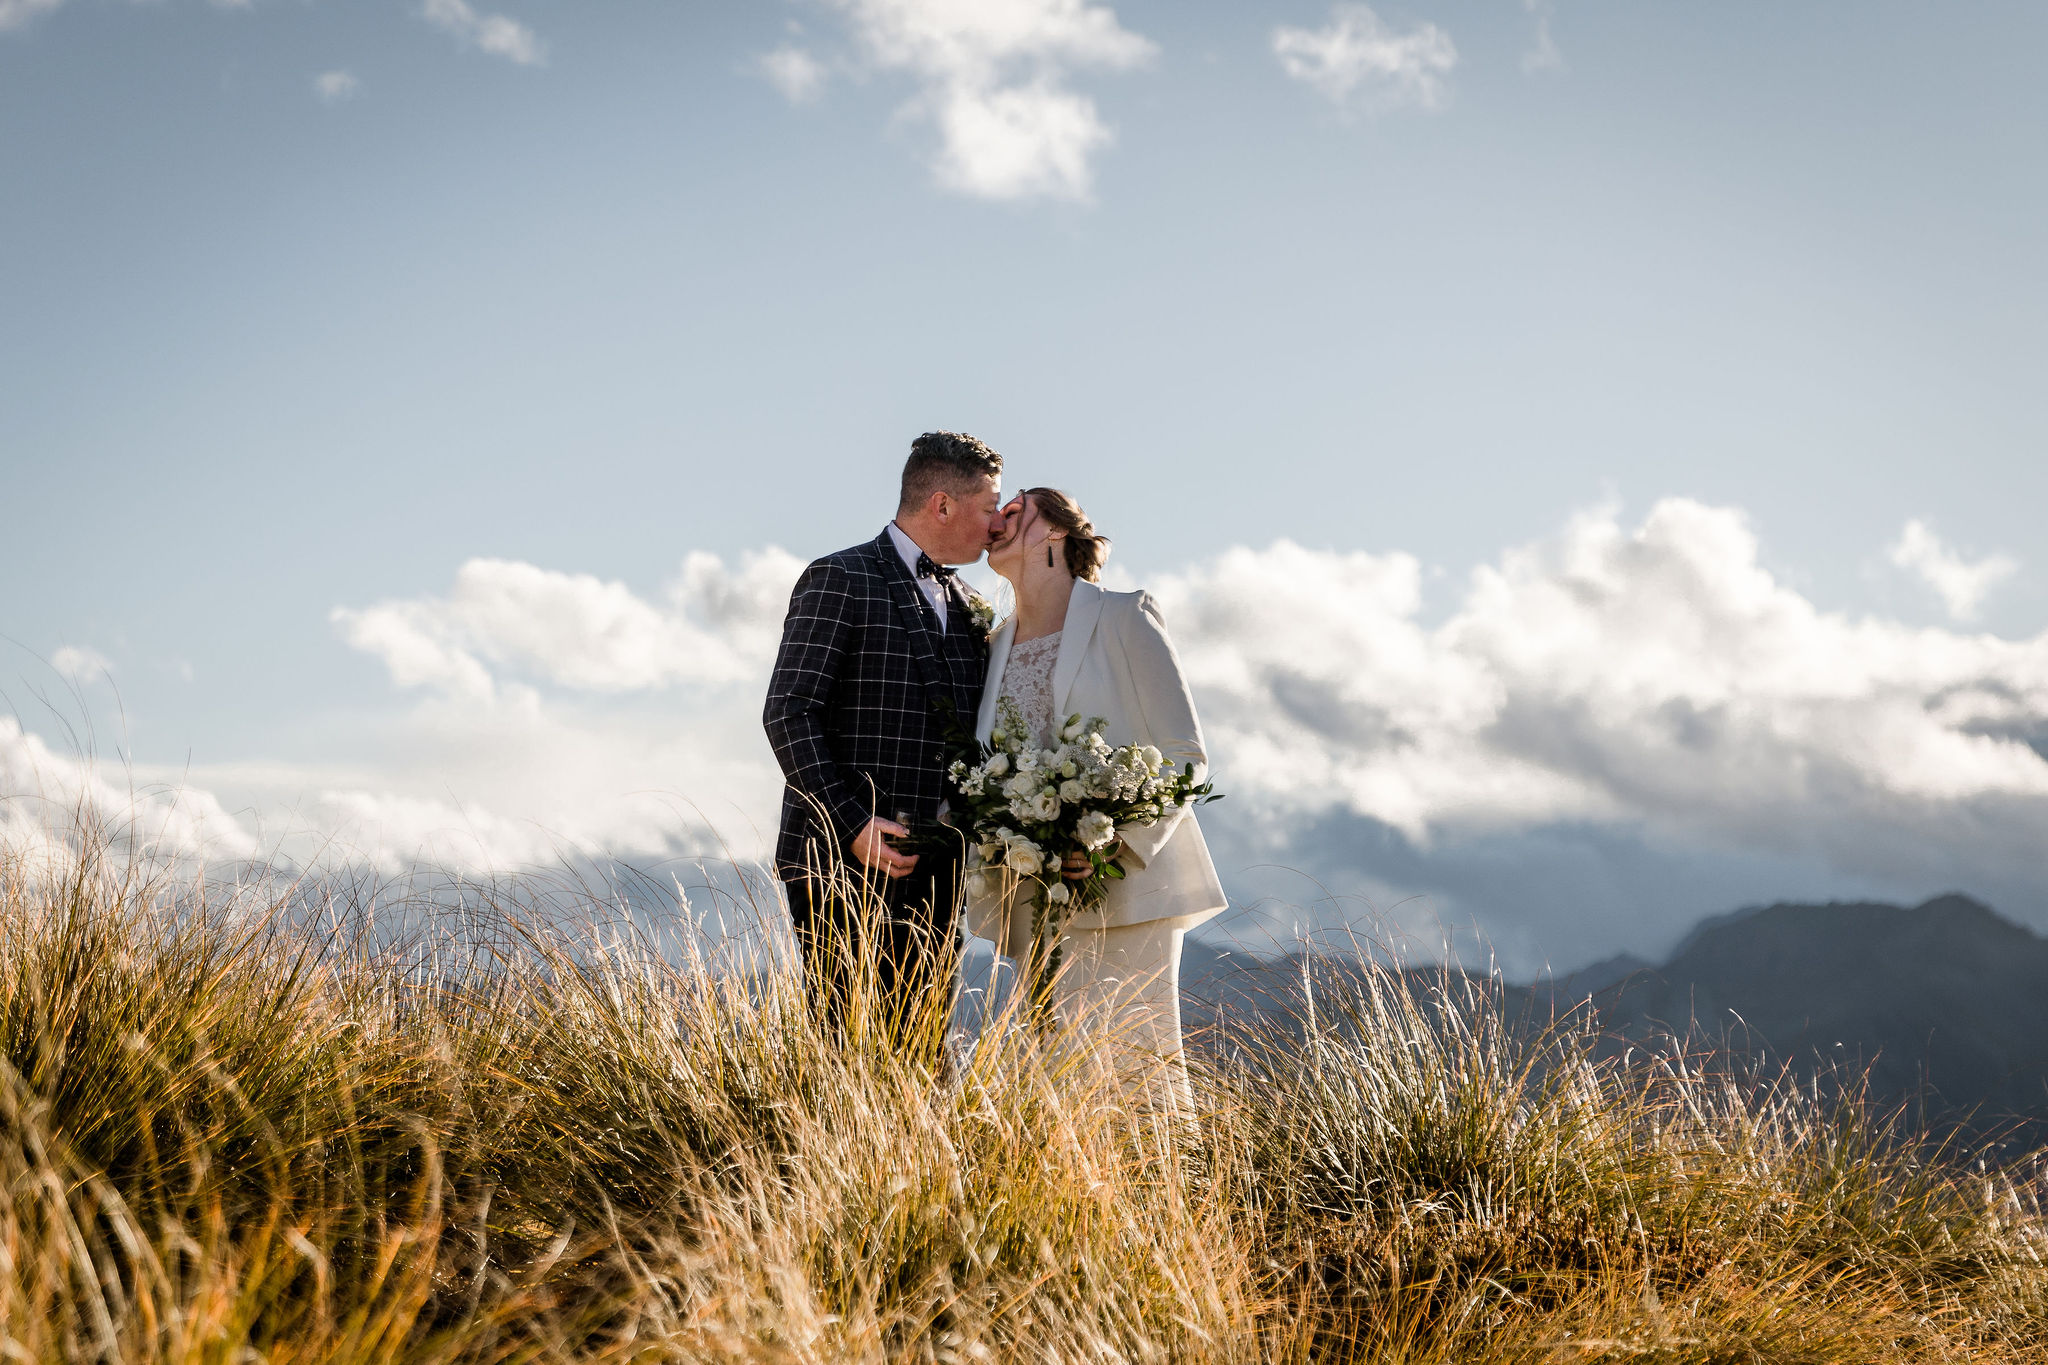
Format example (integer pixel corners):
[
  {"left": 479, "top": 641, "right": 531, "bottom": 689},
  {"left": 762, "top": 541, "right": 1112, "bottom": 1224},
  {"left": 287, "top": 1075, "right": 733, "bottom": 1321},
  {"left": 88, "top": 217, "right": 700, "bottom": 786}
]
[
  {"left": 2, "top": 551, "right": 804, "bottom": 881},
  {"left": 294, "top": 550, "right": 813, "bottom": 873},
  {"left": 5, "top": 0, "right": 541, "bottom": 68},
  {"left": 314, "top": 69, "right": 361, "bottom": 103},
  {"left": 0, "top": 0, "right": 62, "bottom": 32},
  {"left": 2, "top": 0, "right": 271, "bottom": 36},
  {"left": 16, "top": 508, "right": 2048, "bottom": 968},
  {"left": 0, "top": 719, "right": 260, "bottom": 879},
  {"left": 1888, "top": 518, "right": 2017, "bottom": 621},
  {"left": 333, "top": 549, "right": 806, "bottom": 703},
  {"left": 312, "top": 509, "right": 2048, "bottom": 934},
  {"left": 421, "top": 0, "right": 545, "bottom": 66},
  {"left": 1273, "top": 3, "right": 1457, "bottom": 112},
  {"left": 758, "top": 44, "right": 829, "bottom": 102},
  {"left": 50, "top": 645, "right": 112, "bottom": 683},
  {"left": 1158, "top": 501, "right": 2048, "bottom": 844},
  {"left": 803, "top": 0, "right": 1155, "bottom": 201},
  {"left": 1145, "top": 499, "right": 2048, "bottom": 970},
  {"left": 1520, "top": 0, "right": 1562, "bottom": 73},
  {"left": 289, "top": 685, "right": 787, "bottom": 877}
]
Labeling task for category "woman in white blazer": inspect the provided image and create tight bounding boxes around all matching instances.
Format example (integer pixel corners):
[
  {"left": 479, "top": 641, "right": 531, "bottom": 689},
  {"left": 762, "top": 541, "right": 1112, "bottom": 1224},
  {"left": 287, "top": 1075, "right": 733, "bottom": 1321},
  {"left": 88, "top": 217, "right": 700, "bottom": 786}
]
[{"left": 963, "top": 488, "right": 1226, "bottom": 1113}]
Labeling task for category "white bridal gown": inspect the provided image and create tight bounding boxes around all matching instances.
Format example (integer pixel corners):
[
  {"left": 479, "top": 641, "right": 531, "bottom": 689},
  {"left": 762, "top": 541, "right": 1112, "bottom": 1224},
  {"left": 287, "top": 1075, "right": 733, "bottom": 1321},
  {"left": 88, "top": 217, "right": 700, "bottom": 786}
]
[{"left": 993, "top": 630, "right": 1203, "bottom": 1117}]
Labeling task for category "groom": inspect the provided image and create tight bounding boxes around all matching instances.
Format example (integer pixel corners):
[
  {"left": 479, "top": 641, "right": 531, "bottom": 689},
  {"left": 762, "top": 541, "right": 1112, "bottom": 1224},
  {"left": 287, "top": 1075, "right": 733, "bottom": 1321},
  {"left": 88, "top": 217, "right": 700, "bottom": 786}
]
[{"left": 764, "top": 432, "right": 1011, "bottom": 1047}]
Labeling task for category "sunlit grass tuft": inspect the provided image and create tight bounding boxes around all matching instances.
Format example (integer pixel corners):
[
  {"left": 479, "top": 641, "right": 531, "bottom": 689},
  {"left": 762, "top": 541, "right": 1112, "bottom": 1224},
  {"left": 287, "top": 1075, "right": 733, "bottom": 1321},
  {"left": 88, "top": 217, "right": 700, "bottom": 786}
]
[{"left": 1, "top": 825, "right": 2043, "bottom": 1361}]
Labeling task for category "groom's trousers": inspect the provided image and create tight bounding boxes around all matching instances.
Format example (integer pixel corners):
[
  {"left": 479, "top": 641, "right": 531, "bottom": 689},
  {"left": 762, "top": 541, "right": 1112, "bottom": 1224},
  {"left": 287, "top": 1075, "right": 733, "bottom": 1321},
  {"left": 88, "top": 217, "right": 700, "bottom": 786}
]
[{"left": 784, "top": 829, "right": 964, "bottom": 1054}]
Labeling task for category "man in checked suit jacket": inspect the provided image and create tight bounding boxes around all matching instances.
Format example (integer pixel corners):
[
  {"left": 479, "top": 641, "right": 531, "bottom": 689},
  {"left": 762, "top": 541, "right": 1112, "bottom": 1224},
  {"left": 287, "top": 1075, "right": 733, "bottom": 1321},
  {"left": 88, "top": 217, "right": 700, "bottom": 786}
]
[{"left": 764, "top": 432, "right": 1014, "bottom": 1046}]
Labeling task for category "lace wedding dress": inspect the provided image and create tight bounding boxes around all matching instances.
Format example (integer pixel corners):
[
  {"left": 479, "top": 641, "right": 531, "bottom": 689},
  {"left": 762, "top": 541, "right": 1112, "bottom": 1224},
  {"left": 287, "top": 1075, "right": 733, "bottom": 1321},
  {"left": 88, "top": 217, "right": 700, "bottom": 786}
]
[{"left": 999, "top": 632, "right": 1062, "bottom": 746}]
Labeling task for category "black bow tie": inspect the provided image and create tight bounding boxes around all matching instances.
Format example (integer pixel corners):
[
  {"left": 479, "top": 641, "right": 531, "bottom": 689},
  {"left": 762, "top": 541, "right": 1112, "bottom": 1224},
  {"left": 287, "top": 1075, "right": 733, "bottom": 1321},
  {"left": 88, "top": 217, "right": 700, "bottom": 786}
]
[{"left": 915, "top": 553, "right": 957, "bottom": 584}]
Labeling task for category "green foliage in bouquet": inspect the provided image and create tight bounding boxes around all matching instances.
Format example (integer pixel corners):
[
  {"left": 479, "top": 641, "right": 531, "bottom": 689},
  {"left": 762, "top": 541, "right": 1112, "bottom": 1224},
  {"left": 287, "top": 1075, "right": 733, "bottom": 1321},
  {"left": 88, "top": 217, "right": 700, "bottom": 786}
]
[{"left": 940, "top": 695, "right": 1218, "bottom": 1021}]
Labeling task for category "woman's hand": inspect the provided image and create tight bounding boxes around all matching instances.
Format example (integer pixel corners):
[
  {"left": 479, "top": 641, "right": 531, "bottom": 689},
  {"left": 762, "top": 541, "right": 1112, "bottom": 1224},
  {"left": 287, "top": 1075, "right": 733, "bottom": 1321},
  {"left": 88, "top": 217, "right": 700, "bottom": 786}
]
[{"left": 1062, "top": 840, "right": 1119, "bottom": 881}]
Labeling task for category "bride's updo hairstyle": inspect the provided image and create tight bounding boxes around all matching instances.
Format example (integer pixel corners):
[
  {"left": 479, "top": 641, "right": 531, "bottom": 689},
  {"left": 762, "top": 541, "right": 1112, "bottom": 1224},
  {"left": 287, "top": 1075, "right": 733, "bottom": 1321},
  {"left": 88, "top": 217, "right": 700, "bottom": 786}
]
[{"left": 1024, "top": 487, "right": 1110, "bottom": 582}]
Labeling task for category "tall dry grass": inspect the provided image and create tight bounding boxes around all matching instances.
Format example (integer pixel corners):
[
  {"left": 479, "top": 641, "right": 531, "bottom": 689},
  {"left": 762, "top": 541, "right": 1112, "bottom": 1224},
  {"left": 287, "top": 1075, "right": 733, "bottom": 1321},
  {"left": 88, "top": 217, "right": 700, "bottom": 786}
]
[{"left": 1, "top": 827, "right": 2044, "bottom": 1362}]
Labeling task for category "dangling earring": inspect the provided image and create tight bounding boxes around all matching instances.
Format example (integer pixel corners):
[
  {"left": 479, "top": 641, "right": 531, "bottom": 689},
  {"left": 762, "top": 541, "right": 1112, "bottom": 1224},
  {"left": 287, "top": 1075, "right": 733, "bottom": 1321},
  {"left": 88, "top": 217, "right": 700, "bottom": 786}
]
[{"left": 1047, "top": 543, "right": 1055, "bottom": 568}]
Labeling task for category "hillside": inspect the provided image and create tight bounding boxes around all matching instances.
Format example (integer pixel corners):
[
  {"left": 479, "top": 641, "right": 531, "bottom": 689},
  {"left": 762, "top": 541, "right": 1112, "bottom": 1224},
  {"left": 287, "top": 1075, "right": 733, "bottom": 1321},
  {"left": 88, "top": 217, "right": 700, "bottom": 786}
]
[{"left": 1188, "top": 894, "right": 2048, "bottom": 1131}]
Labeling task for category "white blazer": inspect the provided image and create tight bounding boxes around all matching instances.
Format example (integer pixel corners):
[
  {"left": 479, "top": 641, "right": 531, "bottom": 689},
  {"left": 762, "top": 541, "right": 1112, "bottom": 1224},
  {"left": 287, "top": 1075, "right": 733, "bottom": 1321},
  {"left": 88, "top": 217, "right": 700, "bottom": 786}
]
[{"left": 963, "top": 578, "right": 1228, "bottom": 939}]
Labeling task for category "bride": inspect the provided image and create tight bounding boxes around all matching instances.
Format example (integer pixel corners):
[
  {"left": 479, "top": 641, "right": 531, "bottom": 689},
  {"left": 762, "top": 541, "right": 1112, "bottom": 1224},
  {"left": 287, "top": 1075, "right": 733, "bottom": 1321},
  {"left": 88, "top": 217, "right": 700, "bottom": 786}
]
[{"left": 964, "top": 487, "right": 1227, "bottom": 1112}]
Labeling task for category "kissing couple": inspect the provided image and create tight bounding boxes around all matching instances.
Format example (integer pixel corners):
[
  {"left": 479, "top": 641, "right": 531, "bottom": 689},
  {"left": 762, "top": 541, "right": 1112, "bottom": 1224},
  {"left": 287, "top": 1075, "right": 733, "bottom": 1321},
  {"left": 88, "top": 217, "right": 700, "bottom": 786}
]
[{"left": 762, "top": 432, "right": 1225, "bottom": 1108}]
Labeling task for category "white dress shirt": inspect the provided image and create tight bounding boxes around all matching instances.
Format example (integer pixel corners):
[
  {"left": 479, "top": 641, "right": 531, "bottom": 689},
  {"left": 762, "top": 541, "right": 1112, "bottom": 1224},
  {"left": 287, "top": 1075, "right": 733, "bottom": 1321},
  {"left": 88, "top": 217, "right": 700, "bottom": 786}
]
[{"left": 886, "top": 521, "right": 949, "bottom": 631}]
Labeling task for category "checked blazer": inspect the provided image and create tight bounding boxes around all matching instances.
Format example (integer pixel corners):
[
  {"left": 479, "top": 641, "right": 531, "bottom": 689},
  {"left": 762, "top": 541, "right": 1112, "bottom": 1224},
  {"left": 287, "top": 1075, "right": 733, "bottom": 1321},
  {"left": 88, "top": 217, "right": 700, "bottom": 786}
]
[{"left": 764, "top": 529, "right": 989, "bottom": 880}]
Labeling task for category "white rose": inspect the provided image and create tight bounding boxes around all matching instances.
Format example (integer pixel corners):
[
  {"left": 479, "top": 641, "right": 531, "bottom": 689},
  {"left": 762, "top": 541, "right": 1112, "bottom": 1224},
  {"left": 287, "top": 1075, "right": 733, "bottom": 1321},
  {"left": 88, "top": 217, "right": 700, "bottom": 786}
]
[
  {"left": 1005, "top": 839, "right": 1044, "bottom": 875},
  {"left": 1045, "top": 881, "right": 1071, "bottom": 906},
  {"left": 985, "top": 752, "right": 1009, "bottom": 778},
  {"left": 1031, "top": 789, "right": 1062, "bottom": 822},
  {"left": 1076, "top": 810, "right": 1117, "bottom": 851},
  {"left": 1059, "top": 779, "right": 1085, "bottom": 803},
  {"left": 1141, "top": 745, "right": 1163, "bottom": 770}
]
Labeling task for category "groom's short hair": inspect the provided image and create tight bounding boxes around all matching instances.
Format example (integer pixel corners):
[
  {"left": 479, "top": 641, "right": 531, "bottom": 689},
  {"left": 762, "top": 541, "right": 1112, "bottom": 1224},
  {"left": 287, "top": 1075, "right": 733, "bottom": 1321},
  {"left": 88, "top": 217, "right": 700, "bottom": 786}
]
[{"left": 898, "top": 432, "right": 1003, "bottom": 515}]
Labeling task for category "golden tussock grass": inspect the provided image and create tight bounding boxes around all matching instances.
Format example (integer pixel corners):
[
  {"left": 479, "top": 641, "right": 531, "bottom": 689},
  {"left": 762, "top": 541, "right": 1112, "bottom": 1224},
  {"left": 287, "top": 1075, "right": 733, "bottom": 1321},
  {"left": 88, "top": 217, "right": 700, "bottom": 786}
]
[{"left": 1, "top": 825, "right": 2044, "bottom": 1362}]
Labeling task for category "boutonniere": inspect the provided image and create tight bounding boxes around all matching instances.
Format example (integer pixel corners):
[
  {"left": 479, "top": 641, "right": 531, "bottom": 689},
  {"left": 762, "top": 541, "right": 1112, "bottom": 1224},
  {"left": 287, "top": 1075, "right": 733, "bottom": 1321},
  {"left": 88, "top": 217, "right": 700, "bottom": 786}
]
[{"left": 964, "top": 590, "right": 997, "bottom": 638}]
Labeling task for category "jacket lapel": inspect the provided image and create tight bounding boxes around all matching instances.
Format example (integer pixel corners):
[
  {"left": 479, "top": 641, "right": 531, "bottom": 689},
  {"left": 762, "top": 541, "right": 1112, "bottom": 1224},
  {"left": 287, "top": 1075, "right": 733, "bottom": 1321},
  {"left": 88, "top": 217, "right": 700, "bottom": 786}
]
[
  {"left": 869, "top": 532, "right": 948, "bottom": 696},
  {"left": 1051, "top": 579, "right": 1105, "bottom": 718},
  {"left": 979, "top": 618, "right": 1016, "bottom": 742}
]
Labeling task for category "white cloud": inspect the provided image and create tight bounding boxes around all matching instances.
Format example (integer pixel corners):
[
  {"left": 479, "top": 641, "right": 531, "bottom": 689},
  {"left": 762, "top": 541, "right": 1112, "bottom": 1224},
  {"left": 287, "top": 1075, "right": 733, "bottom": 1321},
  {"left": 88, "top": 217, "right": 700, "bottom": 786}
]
[
  {"left": 2, "top": 551, "right": 805, "bottom": 881},
  {"left": 1152, "top": 502, "right": 2048, "bottom": 875},
  {"left": 759, "top": 44, "right": 829, "bottom": 102},
  {"left": 1888, "top": 519, "right": 2017, "bottom": 622},
  {"left": 1520, "top": 0, "right": 1562, "bottom": 73},
  {"left": 0, "top": 0, "right": 64, "bottom": 34},
  {"left": 1273, "top": 3, "right": 1457, "bottom": 112},
  {"left": 2, "top": 0, "right": 265, "bottom": 37},
  {"left": 50, "top": 645, "right": 112, "bottom": 683},
  {"left": 15, "top": 508, "right": 2048, "bottom": 960},
  {"left": 0, "top": 719, "right": 260, "bottom": 880},
  {"left": 928, "top": 78, "right": 1111, "bottom": 200},
  {"left": 314, "top": 69, "right": 361, "bottom": 103},
  {"left": 421, "top": 0, "right": 545, "bottom": 67},
  {"left": 289, "top": 684, "right": 787, "bottom": 876},
  {"left": 4, "top": 0, "right": 543, "bottom": 68},
  {"left": 310, "top": 510, "right": 2048, "bottom": 910},
  {"left": 812, "top": 0, "right": 1155, "bottom": 202},
  {"left": 332, "top": 549, "right": 806, "bottom": 702}
]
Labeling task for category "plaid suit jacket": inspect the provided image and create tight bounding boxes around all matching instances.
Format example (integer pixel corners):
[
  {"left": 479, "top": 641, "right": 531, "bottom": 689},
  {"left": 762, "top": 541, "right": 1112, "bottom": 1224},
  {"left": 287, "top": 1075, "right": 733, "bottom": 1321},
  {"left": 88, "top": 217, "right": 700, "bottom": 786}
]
[{"left": 764, "top": 529, "right": 988, "bottom": 879}]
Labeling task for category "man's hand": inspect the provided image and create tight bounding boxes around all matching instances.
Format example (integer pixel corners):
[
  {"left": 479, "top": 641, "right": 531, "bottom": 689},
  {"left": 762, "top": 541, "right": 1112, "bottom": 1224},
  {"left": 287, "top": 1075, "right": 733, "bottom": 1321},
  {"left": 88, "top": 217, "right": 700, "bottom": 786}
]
[{"left": 851, "top": 817, "right": 919, "bottom": 879}]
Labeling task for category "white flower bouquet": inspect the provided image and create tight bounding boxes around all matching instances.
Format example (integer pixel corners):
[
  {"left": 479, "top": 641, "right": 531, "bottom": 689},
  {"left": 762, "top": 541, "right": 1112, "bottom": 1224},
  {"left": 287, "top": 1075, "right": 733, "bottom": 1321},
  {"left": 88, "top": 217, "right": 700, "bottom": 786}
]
[{"left": 945, "top": 695, "right": 1217, "bottom": 1021}]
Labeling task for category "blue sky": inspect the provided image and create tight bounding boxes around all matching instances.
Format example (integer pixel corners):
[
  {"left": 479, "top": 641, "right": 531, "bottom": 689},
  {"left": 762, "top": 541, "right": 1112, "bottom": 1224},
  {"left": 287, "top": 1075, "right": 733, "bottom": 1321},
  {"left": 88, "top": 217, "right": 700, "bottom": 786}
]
[{"left": 5, "top": 0, "right": 2047, "bottom": 973}]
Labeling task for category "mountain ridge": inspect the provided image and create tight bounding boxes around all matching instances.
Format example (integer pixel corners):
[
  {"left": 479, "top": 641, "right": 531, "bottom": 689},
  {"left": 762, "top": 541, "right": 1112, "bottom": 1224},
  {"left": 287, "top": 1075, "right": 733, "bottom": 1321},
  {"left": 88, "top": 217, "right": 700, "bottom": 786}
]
[{"left": 1187, "top": 893, "right": 2048, "bottom": 1133}]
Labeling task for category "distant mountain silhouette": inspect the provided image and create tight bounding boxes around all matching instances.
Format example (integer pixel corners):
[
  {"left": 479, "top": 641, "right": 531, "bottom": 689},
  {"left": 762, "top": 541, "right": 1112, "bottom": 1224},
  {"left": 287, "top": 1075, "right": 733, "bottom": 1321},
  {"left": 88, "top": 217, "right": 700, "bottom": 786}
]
[{"left": 1187, "top": 894, "right": 2048, "bottom": 1134}]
